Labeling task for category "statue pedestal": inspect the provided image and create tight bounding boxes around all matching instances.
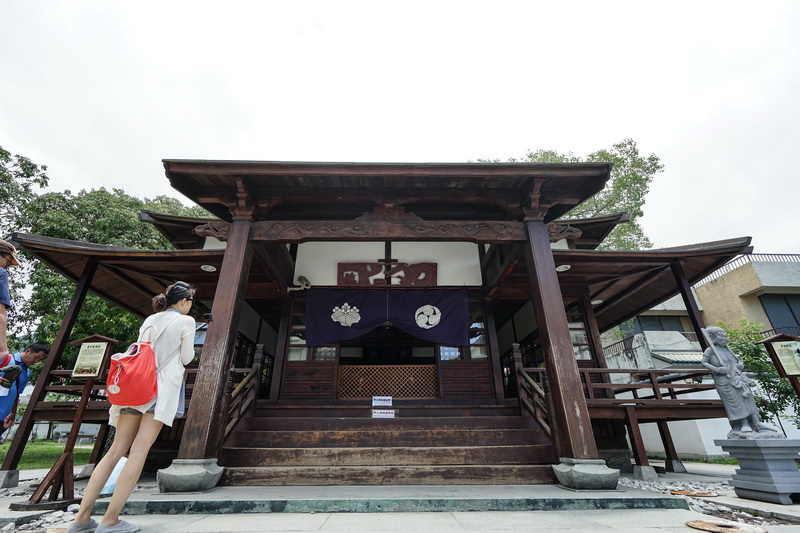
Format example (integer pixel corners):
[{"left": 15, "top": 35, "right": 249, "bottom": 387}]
[{"left": 715, "top": 439, "right": 800, "bottom": 505}]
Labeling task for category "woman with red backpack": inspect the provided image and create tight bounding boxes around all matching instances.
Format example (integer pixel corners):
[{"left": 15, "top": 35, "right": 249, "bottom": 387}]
[{"left": 68, "top": 281, "right": 197, "bottom": 533}]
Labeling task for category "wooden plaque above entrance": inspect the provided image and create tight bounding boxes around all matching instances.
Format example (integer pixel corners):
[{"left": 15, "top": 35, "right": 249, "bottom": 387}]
[{"left": 338, "top": 262, "right": 437, "bottom": 286}]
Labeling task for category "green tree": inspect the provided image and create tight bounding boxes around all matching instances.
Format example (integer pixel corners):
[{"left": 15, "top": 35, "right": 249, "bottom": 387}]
[
  {"left": 721, "top": 319, "right": 800, "bottom": 433},
  {"left": 0, "top": 146, "right": 50, "bottom": 236},
  {"left": 483, "top": 138, "right": 664, "bottom": 250},
  {"left": 14, "top": 188, "right": 210, "bottom": 370},
  {"left": 1, "top": 146, "right": 50, "bottom": 358}
]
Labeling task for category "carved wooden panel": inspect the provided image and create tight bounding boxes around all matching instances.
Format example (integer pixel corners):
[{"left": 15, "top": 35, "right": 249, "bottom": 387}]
[
  {"left": 440, "top": 360, "right": 494, "bottom": 398},
  {"left": 338, "top": 262, "right": 437, "bottom": 286}
]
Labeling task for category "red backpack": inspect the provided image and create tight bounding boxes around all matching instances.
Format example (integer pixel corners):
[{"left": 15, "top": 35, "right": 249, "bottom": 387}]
[{"left": 106, "top": 315, "right": 181, "bottom": 406}]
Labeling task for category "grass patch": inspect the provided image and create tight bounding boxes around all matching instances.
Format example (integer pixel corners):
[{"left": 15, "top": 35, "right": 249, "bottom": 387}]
[
  {"left": 683, "top": 456, "right": 739, "bottom": 465},
  {"left": 0, "top": 440, "right": 92, "bottom": 470}
]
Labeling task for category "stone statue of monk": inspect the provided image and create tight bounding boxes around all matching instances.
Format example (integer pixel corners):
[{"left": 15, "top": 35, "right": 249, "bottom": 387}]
[{"left": 701, "top": 326, "right": 783, "bottom": 439}]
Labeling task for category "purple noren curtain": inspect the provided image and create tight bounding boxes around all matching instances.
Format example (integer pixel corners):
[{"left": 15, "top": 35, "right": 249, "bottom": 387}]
[{"left": 305, "top": 288, "right": 469, "bottom": 347}]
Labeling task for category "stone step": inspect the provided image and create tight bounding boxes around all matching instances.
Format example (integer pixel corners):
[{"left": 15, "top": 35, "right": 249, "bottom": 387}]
[{"left": 219, "top": 464, "right": 558, "bottom": 486}]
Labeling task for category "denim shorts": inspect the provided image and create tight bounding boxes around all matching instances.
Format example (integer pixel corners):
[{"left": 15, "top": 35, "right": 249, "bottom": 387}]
[{"left": 120, "top": 380, "right": 186, "bottom": 418}]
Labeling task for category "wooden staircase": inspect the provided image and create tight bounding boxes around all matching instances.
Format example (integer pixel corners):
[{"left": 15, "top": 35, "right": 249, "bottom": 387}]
[{"left": 218, "top": 403, "right": 557, "bottom": 486}]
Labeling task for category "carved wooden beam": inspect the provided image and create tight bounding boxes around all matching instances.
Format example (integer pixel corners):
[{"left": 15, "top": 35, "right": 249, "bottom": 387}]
[
  {"left": 248, "top": 204, "right": 525, "bottom": 243},
  {"left": 251, "top": 219, "right": 526, "bottom": 243},
  {"left": 547, "top": 222, "right": 583, "bottom": 243},
  {"left": 195, "top": 220, "right": 231, "bottom": 242},
  {"left": 523, "top": 179, "right": 559, "bottom": 220},
  {"left": 220, "top": 177, "right": 258, "bottom": 221}
]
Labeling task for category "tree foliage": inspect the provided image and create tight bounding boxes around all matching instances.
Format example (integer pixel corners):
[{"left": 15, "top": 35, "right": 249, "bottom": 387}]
[
  {"left": 0, "top": 146, "right": 49, "bottom": 236},
  {"left": 721, "top": 319, "right": 800, "bottom": 433},
  {"left": 484, "top": 138, "right": 664, "bottom": 250}
]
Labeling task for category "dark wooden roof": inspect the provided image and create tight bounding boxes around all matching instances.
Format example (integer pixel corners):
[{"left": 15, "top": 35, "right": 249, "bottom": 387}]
[
  {"left": 556, "top": 212, "right": 630, "bottom": 250},
  {"left": 10, "top": 233, "right": 284, "bottom": 326},
  {"left": 489, "top": 237, "right": 753, "bottom": 331},
  {"left": 138, "top": 210, "right": 210, "bottom": 250},
  {"left": 162, "top": 160, "right": 613, "bottom": 223},
  {"left": 11, "top": 232, "right": 752, "bottom": 335}
]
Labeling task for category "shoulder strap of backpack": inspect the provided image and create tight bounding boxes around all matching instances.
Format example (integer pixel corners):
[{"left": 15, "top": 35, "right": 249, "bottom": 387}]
[
  {"left": 139, "top": 313, "right": 182, "bottom": 343},
  {"left": 152, "top": 314, "right": 188, "bottom": 373}
]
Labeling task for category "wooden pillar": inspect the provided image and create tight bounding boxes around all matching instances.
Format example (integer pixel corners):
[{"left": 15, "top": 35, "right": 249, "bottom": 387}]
[
  {"left": 269, "top": 295, "right": 293, "bottom": 402},
  {"left": 671, "top": 259, "right": 708, "bottom": 350},
  {"left": 582, "top": 295, "right": 608, "bottom": 369},
  {"left": 523, "top": 220, "right": 597, "bottom": 460},
  {"left": 178, "top": 221, "right": 253, "bottom": 460},
  {"left": 624, "top": 406, "right": 650, "bottom": 467},
  {"left": 483, "top": 298, "right": 506, "bottom": 402},
  {"left": 656, "top": 421, "right": 685, "bottom": 471},
  {"left": 2, "top": 260, "right": 98, "bottom": 472}
]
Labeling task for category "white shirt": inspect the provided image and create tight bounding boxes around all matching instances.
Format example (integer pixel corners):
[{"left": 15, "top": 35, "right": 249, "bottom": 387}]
[{"left": 108, "top": 309, "right": 196, "bottom": 427}]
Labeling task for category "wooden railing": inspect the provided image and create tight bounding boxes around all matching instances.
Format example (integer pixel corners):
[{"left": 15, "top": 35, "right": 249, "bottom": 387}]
[
  {"left": 512, "top": 344, "right": 551, "bottom": 438},
  {"left": 517, "top": 365, "right": 717, "bottom": 403},
  {"left": 224, "top": 344, "right": 266, "bottom": 441},
  {"left": 513, "top": 340, "right": 724, "bottom": 435}
]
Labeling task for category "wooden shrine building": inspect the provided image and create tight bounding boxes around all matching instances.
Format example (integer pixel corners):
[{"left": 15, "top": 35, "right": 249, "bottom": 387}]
[{"left": 1, "top": 161, "right": 752, "bottom": 489}]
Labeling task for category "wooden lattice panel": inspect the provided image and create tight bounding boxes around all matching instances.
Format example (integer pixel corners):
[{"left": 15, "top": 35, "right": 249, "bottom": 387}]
[{"left": 338, "top": 365, "right": 438, "bottom": 399}]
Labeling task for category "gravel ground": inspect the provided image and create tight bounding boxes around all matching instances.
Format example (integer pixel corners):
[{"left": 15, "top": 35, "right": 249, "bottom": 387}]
[{"left": 618, "top": 476, "right": 795, "bottom": 528}]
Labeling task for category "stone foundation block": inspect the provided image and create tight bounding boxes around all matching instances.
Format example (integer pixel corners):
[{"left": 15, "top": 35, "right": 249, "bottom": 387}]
[
  {"left": 552, "top": 457, "right": 619, "bottom": 490},
  {"left": 157, "top": 458, "right": 223, "bottom": 493}
]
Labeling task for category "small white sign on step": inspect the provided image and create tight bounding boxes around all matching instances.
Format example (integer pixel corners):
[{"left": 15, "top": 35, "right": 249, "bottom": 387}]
[
  {"left": 372, "top": 409, "right": 396, "bottom": 418},
  {"left": 372, "top": 395, "right": 392, "bottom": 407}
]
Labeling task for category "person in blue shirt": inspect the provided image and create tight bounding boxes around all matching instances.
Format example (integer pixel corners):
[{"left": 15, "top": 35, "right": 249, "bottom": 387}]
[
  {"left": 0, "top": 342, "right": 50, "bottom": 437},
  {"left": 0, "top": 239, "right": 21, "bottom": 358}
]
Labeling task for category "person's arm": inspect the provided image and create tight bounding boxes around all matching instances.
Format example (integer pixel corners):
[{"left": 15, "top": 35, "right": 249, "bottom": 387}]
[
  {"left": 0, "top": 304, "right": 8, "bottom": 355},
  {"left": 179, "top": 316, "right": 196, "bottom": 366},
  {"left": 3, "top": 397, "right": 17, "bottom": 429}
]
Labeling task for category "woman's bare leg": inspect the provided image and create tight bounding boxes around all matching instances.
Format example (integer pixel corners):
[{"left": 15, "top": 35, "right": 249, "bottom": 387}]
[
  {"left": 74, "top": 414, "right": 142, "bottom": 524},
  {"left": 100, "top": 413, "right": 163, "bottom": 526}
]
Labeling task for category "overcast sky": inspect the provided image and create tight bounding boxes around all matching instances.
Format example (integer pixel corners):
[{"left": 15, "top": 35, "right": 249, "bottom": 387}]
[{"left": 2, "top": 1, "right": 799, "bottom": 253}]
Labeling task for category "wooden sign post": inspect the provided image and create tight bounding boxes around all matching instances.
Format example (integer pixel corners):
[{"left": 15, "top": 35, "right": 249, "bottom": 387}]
[
  {"left": 757, "top": 333, "right": 800, "bottom": 400},
  {"left": 18, "top": 335, "right": 116, "bottom": 510}
]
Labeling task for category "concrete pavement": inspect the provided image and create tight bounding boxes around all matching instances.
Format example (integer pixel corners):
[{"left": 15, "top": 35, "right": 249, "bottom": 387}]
[{"left": 2, "top": 461, "right": 800, "bottom": 532}]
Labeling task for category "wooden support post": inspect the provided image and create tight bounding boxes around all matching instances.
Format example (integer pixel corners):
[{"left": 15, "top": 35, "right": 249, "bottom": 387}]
[
  {"left": 656, "top": 421, "right": 686, "bottom": 472},
  {"left": 523, "top": 220, "right": 597, "bottom": 460},
  {"left": 624, "top": 406, "right": 650, "bottom": 467},
  {"left": 27, "top": 371, "right": 99, "bottom": 505},
  {"left": 582, "top": 295, "right": 608, "bottom": 369},
  {"left": 179, "top": 220, "right": 253, "bottom": 460},
  {"left": 483, "top": 298, "right": 506, "bottom": 402},
  {"left": 2, "top": 260, "right": 98, "bottom": 473},
  {"left": 88, "top": 424, "right": 111, "bottom": 466},
  {"left": 250, "top": 344, "right": 264, "bottom": 417},
  {"left": 671, "top": 260, "right": 708, "bottom": 350},
  {"left": 269, "top": 295, "right": 293, "bottom": 402}
]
